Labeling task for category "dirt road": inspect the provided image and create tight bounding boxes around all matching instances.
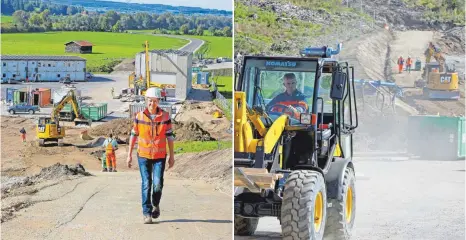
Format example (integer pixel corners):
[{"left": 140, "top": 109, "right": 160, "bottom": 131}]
[
  {"left": 235, "top": 152, "right": 465, "bottom": 240},
  {"left": 390, "top": 30, "right": 465, "bottom": 116},
  {"left": 1, "top": 172, "right": 232, "bottom": 240}
]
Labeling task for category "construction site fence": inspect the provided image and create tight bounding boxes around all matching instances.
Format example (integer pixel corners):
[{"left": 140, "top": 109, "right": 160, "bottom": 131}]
[{"left": 215, "top": 90, "right": 232, "bottom": 116}]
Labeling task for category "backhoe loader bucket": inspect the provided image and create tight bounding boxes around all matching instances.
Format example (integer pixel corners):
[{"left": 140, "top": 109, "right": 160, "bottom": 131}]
[{"left": 80, "top": 130, "right": 94, "bottom": 140}]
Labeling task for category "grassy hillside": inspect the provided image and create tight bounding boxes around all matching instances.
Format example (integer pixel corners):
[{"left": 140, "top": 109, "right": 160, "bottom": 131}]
[
  {"left": 1, "top": 31, "right": 188, "bottom": 72},
  {"left": 234, "top": 0, "right": 371, "bottom": 55},
  {"left": 402, "top": 0, "right": 465, "bottom": 25}
]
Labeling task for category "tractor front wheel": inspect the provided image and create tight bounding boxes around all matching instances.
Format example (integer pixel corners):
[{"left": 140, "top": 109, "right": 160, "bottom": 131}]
[
  {"left": 324, "top": 167, "right": 356, "bottom": 240},
  {"left": 281, "top": 170, "right": 327, "bottom": 240},
  {"left": 234, "top": 215, "right": 258, "bottom": 236}
]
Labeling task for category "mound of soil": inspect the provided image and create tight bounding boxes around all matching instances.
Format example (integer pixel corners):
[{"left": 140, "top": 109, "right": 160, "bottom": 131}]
[
  {"left": 173, "top": 118, "right": 215, "bottom": 141},
  {"left": 166, "top": 149, "right": 231, "bottom": 193},
  {"left": 1, "top": 163, "right": 91, "bottom": 195},
  {"left": 89, "top": 118, "right": 133, "bottom": 137}
]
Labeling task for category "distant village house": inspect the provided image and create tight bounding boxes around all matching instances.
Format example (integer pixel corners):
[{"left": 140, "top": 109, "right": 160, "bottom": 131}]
[{"left": 64, "top": 41, "right": 94, "bottom": 54}]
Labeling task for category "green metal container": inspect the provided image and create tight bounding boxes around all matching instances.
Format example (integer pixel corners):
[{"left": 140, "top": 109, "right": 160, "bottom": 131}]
[
  {"left": 81, "top": 103, "right": 108, "bottom": 121},
  {"left": 407, "top": 115, "right": 465, "bottom": 160},
  {"left": 59, "top": 103, "right": 107, "bottom": 121},
  {"left": 415, "top": 60, "right": 422, "bottom": 71}
]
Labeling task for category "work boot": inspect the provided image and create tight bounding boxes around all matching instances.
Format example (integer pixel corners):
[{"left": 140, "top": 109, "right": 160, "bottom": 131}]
[
  {"left": 108, "top": 168, "right": 113, "bottom": 172},
  {"left": 152, "top": 206, "right": 160, "bottom": 219},
  {"left": 112, "top": 169, "right": 117, "bottom": 172},
  {"left": 102, "top": 168, "right": 108, "bottom": 172},
  {"left": 143, "top": 215, "right": 152, "bottom": 224}
]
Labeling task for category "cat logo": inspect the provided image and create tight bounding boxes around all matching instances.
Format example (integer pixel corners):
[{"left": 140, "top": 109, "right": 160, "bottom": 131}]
[{"left": 440, "top": 74, "right": 452, "bottom": 83}]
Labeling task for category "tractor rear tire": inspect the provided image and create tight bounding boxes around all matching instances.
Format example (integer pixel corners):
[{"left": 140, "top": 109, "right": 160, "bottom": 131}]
[
  {"left": 324, "top": 167, "right": 356, "bottom": 240},
  {"left": 234, "top": 215, "right": 258, "bottom": 236},
  {"left": 281, "top": 170, "right": 327, "bottom": 240}
]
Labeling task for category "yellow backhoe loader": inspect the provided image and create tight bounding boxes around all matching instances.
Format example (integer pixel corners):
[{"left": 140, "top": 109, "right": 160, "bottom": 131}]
[
  {"left": 36, "top": 89, "right": 92, "bottom": 147},
  {"left": 415, "top": 42, "right": 460, "bottom": 99},
  {"left": 234, "top": 44, "right": 359, "bottom": 240}
]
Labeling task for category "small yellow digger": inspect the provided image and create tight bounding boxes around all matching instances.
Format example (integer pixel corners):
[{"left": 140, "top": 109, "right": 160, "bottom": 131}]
[
  {"left": 36, "top": 89, "right": 91, "bottom": 147},
  {"left": 234, "top": 44, "right": 359, "bottom": 239}
]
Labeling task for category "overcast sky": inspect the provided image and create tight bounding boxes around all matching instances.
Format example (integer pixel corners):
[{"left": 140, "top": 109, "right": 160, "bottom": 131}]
[{"left": 105, "top": 0, "right": 232, "bottom": 11}]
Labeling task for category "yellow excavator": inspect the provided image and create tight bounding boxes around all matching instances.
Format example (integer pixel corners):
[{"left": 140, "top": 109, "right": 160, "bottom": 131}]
[
  {"left": 36, "top": 90, "right": 91, "bottom": 147},
  {"left": 234, "top": 44, "right": 359, "bottom": 239},
  {"left": 415, "top": 42, "right": 460, "bottom": 99}
]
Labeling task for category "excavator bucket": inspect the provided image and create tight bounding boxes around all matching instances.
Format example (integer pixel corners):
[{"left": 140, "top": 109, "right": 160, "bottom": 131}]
[
  {"left": 74, "top": 118, "right": 92, "bottom": 126},
  {"left": 80, "top": 130, "right": 94, "bottom": 141}
]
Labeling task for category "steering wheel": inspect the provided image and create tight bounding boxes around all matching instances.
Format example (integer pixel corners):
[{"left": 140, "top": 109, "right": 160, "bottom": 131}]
[{"left": 267, "top": 103, "right": 303, "bottom": 120}]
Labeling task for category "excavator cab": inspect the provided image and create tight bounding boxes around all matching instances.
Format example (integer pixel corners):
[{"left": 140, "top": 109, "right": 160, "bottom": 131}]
[{"left": 234, "top": 44, "right": 359, "bottom": 239}]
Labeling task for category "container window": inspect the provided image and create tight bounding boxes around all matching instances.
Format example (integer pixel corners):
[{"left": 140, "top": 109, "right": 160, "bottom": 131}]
[
  {"left": 2, "top": 62, "right": 5, "bottom": 67},
  {"left": 48, "top": 64, "right": 51, "bottom": 67},
  {"left": 2, "top": 74, "right": 5, "bottom": 78},
  {"left": 57, "top": 74, "right": 61, "bottom": 78},
  {"left": 38, "top": 63, "right": 42, "bottom": 67},
  {"left": 12, "top": 74, "right": 16, "bottom": 77}
]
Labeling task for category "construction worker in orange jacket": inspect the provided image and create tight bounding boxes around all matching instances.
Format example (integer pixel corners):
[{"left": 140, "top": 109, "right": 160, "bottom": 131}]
[
  {"left": 406, "top": 56, "right": 412, "bottom": 73},
  {"left": 102, "top": 133, "right": 118, "bottom": 172},
  {"left": 397, "top": 56, "right": 404, "bottom": 73},
  {"left": 126, "top": 87, "right": 175, "bottom": 224}
]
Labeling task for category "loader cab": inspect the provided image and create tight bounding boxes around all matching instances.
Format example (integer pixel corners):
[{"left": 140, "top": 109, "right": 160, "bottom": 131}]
[{"left": 235, "top": 54, "right": 358, "bottom": 170}]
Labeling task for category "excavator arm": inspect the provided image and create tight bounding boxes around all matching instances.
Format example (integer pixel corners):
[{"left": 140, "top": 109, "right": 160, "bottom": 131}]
[{"left": 52, "top": 90, "right": 91, "bottom": 126}]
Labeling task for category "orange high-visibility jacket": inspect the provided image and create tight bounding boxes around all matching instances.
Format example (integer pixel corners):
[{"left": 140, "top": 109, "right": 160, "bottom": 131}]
[
  {"left": 406, "top": 58, "right": 412, "bottom": 65},
  {"left": 131, "top": 107, "right": 174, "bottom": 159}
]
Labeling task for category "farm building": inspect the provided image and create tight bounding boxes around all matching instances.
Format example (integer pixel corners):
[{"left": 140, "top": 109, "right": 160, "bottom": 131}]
[
  {"left": 1, "top": 55, "right": 87, "bottom": 82},
  {"left": 64, "top": 40, "right": 94, "bottom": 54},
  {"left": 135, "top": 49, "right": 193, "bottom": 100}
]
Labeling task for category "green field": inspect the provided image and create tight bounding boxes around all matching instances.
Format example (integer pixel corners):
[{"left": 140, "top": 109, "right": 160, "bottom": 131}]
[
  {"left": 190, "top": 35, "right": 232, "bottom": 58},
  {"left": 174, "top": 140, "right": 231, "bottom": 153},
  {"left": 1, "top": 15, "right": 13, "bottom": 23},
  {"left": 1, "top": 31, "right": 188, "bottom": 72},
  {"left": 129, "top": 30, "right": 232, "bottom": 58},
  {"left": 214, "top": 76, "right": 232, "bottom": 99}
]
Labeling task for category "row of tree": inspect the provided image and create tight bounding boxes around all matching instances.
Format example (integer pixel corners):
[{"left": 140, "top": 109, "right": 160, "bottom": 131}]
[
  {"left": 1, "top": 0, "right": 84, "bottom": 16},
  {"left": 2, "top": 10, "right": 232, "bottom": 37}
]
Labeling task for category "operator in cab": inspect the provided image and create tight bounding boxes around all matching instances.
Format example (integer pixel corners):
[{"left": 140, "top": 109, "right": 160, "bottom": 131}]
[{"left": 266, "top": 73, "right": 309, "bottom": 118}]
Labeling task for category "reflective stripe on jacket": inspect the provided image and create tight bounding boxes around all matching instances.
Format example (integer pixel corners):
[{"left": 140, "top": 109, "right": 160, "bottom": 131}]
[{"left": 132, "top": 107, "right": 174, "bottom": 159}]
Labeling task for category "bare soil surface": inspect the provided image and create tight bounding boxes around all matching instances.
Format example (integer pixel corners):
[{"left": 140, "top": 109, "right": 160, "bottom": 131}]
[{"left": 1, "top": 115, "right": 232, "bottom": 237}]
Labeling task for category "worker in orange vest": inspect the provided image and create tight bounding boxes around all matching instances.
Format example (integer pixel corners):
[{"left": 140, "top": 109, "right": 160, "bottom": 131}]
[
  {"left": 19, "top": 127, "right": 26, "bottom": 143},
  {"left": 406, "top": 56, "right": 413, "bottom": 73},
  {"left": 102, "top": 133, "right": 118, "bottom": 172},
  {"left": 397, "top": 56, "right": 404, "bottom": 73},
  {"left": 127, "top": 87, "right": 175, "bottom": 224}
]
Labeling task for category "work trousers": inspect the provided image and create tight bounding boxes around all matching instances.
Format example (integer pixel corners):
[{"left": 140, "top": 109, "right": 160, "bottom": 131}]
[
  {"left": 138, "top": 155, "right": 166, "bottom": 216},
  {"left": 398, "top": 64, "right": 403, "bottom": 73},
  {"left": 106, "top": 153, "right": 116, "bottom": 169},
  {"left": 21, "top": 133, "right": 26, "bottom": 142}
]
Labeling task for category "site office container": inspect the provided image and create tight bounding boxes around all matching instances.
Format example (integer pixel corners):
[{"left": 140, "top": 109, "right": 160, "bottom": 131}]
[
  {"left": 6, "top": 88, "right": 16, "bottom": 103},
  {"left": 31, "top": 88, "right": 51, "bottom": 107},
  {"left": 407, "top": 115, "right": 466, "bottom": 160}
]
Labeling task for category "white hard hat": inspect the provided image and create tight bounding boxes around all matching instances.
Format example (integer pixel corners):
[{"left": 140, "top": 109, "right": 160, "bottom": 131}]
[{"left": 145, "top": 87, "right": 162, "bottom": 98}]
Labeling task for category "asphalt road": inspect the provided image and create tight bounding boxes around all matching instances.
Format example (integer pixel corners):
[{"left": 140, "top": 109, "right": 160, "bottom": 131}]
[
  {"left": 1, "top": 172, "right": 232, "bottom": 240},
  {"left": 235, "top": 152, "right": 465, "bottom": 240}
]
